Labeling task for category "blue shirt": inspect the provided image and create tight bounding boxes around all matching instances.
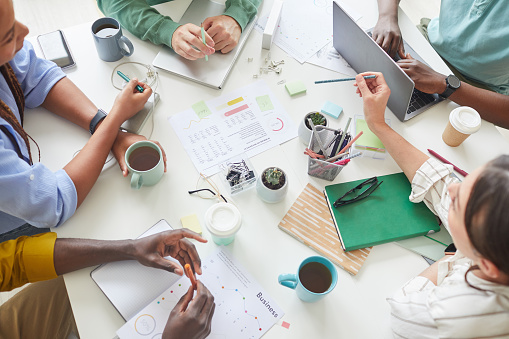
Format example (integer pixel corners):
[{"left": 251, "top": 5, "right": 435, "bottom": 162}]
[
  {"left": 428, "top": 0, "right": 509, "bottom": 95},
  {"left": 0, "top": 41, "right": 77, "bottom": 233}
]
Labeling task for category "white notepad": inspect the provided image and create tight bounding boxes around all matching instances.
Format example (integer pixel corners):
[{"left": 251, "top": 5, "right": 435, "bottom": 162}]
[
  {"left": 152, "top": 0, "right": 256, "bottom": 89},
  {"left": 90, "top": 220, "right": 182, "bottom": 321}
]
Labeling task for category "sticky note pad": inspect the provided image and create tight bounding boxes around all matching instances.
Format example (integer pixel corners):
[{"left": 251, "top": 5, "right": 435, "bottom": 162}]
[
  {"left": 321, "top": 101, "right": 343, "bottom": 119},
  {"left": 285, "top": 81, "right": 307, "bottom": 96},
  {"left": 180, "top": 214, "right": 202, "bottom": 235},
  {"left": 355, "top": 118, "right": 385, "bottom": 151}
]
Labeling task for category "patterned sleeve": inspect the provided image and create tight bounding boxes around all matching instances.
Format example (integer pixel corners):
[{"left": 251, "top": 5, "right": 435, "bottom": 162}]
[{"left": 409, "top": 158, "right": 459, "bottom": 232}]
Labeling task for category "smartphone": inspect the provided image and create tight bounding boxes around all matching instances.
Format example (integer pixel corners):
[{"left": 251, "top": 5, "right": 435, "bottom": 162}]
[{"left": 37, "top": 30, "right": 76, "bottom": 69}]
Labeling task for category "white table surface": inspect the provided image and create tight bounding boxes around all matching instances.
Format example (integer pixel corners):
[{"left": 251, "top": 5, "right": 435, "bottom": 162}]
[{"left": 25, "top": 0, "right": 509, "bottom": 338}]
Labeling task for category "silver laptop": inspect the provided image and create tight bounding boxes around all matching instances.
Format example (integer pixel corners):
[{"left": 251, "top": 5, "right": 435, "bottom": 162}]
[
  {"left": 153, "top": 0, "right": 256, "bottom": 89},
  {"left": 332, "top": 1, "right": 442, "bottom": 121}
]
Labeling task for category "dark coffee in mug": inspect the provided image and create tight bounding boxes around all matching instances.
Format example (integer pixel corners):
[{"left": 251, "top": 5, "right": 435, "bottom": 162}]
[
  {"left": 299, "top": 261, "right": 332, "bottom": 293},
  {"left": 94, "top": 24, "right": 119, "bottom": 38},
  {"left": 128, "top": 146, "right": 160, "bottom": 171}
]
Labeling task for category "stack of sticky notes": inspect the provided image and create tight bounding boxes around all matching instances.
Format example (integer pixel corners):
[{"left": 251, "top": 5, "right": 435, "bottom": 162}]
[
  {"left": 354, "top": 117, "right": 385, "bottom": 152},
  {"left": 321, "top": 101, "right": 343, "bottom": 119},
  {"left": 285, "top": 81, "right": 306, "bottom": 96},
  {"left": 180, "top": 214, "right": 202, "bottom": 234}
]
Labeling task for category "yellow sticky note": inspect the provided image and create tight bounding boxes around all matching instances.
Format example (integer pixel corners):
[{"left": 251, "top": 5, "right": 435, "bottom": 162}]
[{"left": 180, "top": 214, "right": 202, "bottom": 235}]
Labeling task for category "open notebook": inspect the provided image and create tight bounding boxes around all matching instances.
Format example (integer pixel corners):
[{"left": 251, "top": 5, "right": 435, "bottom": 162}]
[
  {"left": 278, "top": 183, "right": 371, "bottom": 275},
  {"left": 90, "top": 220, "right": 181, "bottom": 321}
]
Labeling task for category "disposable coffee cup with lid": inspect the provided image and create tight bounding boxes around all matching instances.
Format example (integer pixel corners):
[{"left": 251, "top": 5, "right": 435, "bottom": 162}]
[
  {"left": 205, "top": 202, "right": 241, "bottom": 245},
  {"left": 442, "top": 107, "right": 481, "bottom": 147}
]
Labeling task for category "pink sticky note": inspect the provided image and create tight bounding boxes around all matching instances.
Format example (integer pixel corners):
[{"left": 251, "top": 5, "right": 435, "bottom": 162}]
[{"left": 282, "top": 321, "right": 290, "bottom": 329}]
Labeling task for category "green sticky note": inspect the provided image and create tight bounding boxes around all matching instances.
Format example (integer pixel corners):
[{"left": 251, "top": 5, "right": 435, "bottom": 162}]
[
  {"left": 355, "top": 118, "right": 385, "bottom": 150},
  {"left": 192, "top": 100, "right": 212, "bottom": 118},
  {"left": 256, "top": 95, "right": 274, "bottom": 112},
  {"left": 285, "top": 81, "right": 307, "bottom": 96}
]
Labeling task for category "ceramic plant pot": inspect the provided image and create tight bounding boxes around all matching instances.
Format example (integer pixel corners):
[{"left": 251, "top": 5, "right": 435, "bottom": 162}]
[
  {"left": 256, "top": 167, "right": 288, "bottom": 203},
  {"left": 298, "top": 112, "right": 328, "bottom": 145}
]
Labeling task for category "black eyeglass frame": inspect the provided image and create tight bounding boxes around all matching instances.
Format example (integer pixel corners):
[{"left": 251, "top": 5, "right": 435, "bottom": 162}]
[
  {"left": 333, "top": 176, "right": 383, "bottom": 208},
  {"left": 188, "top": 188, "right": 228, "bottom": 203}
]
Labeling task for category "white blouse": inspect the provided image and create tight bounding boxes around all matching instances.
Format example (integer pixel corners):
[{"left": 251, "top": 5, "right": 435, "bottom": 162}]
[{"left": 387, "top": 158, "right": 509, "bottom": 339}]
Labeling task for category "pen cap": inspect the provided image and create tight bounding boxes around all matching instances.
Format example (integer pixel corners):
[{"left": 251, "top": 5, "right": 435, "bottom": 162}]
[
  {"left": 449, "top": 107, "right": 481, "bottom": 135},
  {"left": 205, "top": 203, "right": 241, "bottom": 245}
]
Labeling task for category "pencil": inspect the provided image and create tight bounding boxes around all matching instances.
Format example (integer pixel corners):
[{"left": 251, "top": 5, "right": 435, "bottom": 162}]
[
  {"left": 338, "top": 131, "right": 363, "bottom": 154},
  {"left": 184, "top": 264, "right": 197, "bottom": 290},
  {"left": 201, "top": 24, "right": 208, "bottom": 62},
  {"left": 116, "top": 71, "right": 144, "bottom": 93},
  {"left": 315, "top": 75, "right": 376, "bottom": 84},
  {"left": 427, "top": 149, "right": 468, "bottom": 176}
]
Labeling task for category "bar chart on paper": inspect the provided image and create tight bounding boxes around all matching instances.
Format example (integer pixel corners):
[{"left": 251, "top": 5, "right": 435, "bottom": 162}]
[
  {"left": 117, "top": 247, "right": 284, "bottom": 339},
  {"left": 169, "top": 81, "right": 297, "bottom": 176}
]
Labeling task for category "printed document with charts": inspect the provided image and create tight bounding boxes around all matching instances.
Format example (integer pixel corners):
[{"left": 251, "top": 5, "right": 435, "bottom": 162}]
[
  {"left": 168, "top": 80, "right": 297, "bottom": 176},
  {"left": 117, "top": 247, "right": 284, "bottom": 339}
]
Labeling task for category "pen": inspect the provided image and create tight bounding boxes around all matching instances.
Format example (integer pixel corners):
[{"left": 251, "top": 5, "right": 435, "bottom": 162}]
[
  {"left": 339, "top": 151, "right": 362, "bottom": 161},
  {"left": 335, "top": 117, "right": 352, "bottom": 157},
  {"left": 201, "top": 24, "right": 208, "bottom": 62},
  {"left": 116, "top": 71, "right": 144, "bottom": 93},
  {"left": 325, "top": 151, "right": 349, "bottom": 163},
  {"left": 427, "top": 149, "right": 469, "bottom": 176},
  {"left": 184, "top": 264, "right": 197, "bottom": 290},
  {"left": 315, "top": 75, "right": 376, "bottom": 84},
  {"left": 307, "top": 118, "right": 328, "bottom": 157},
  {"left": 339, "top": 131, "right": 363, "bottom": 154}
]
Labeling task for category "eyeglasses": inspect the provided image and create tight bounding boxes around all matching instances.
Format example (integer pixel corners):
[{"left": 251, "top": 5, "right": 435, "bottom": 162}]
[
  {"left": 333, "top": 176, "right": 383, "bottom": 208},
  {"left": 188, "top": 173, "right": 228, "bottom": 203}
]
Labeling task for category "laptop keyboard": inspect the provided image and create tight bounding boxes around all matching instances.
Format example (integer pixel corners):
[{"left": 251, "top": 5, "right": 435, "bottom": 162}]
[{"left": 406, "top": 89, "right": 436, "bottom": 114}]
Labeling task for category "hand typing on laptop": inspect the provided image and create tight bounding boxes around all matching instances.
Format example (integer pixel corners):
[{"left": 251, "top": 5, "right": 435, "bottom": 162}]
[{"left": 397, "top": 55, "right": 448, "bottom": 95}]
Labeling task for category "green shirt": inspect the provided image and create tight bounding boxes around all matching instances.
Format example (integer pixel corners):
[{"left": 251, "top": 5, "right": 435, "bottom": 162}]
[
  {"left": 97, "top": 0, "right": 261, "bottom": 49},
  {"left": 428, "top": 0, "right": 509, "bottom": 95}
]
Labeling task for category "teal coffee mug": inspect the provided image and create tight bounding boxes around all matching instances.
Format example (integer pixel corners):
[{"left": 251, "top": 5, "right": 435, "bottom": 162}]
[
  {"left": 278, "top": 256, "right": 337, "bottom": 302},
  {"left": 91, "top": 17, "right": 134, "bottom": 62},
  {"left": 125, "top": 141, "right": 164, "bottom": 190}
]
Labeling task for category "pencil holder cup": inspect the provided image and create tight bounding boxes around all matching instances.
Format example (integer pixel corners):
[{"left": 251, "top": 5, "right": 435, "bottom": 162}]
[{"left": 307, "top": 126, "right": 348, "bottom": 181}]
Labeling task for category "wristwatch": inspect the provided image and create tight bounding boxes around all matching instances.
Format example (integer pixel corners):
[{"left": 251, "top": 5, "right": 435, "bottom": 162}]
[
  {"left": 89, "top": 108, "right": 107, "bottom": 135},
  {"left": 440, "top": 74, "right": 461, "bottom": 99}
]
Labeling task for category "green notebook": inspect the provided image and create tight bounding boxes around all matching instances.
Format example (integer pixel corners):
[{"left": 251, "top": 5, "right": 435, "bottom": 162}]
[{"left": 324, "top": 172, "right": 440, "bottom": 252}]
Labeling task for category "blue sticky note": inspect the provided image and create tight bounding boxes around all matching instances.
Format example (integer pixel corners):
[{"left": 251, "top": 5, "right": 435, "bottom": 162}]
[{"left": 321, "top": 101, "right": 343, "bottom": 119}]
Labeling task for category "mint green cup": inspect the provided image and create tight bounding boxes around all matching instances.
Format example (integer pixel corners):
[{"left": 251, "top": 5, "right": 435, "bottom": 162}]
[
  {"left": 125, "top": 141, "right": 164, "bottom": 190},
  {"left": 278, "top": 256, "right": 337, "bottom": 302}
]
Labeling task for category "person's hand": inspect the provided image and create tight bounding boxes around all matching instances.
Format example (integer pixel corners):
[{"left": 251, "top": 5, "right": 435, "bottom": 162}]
[
  {"left": 172, "top": 23, "right": 215, "bottom": 60},
  {"left": 163, "top": 281, "right": 215, "bottom": 339},
  {"left": 132, "top": 229, "right": 207, "bottom": 276},
  {"left": 372, "top": 16, "right": 405, "bottom": 59},
  {"left": 111, "top": 131, "right": 167, "bottom": 177},
  {"left": 110, "top": 79, "right": 152, "bottom": 122},
  {"left": 397, "top": 55, "right": 447, "bottom": 94},
  {"left": 203, "top": 15, "right": 241, "bottom": 54},
  {"left": 354, "top": 72, "right": 391, "bottom": 130}
]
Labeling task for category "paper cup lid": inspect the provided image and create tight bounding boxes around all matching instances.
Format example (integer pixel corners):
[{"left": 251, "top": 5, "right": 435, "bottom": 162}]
[
  {"left": 205, "top": 203, "right": 241, "bottom": 237},
  {"left": 450, "top": 107, "right": 481, "bottom": 134}
]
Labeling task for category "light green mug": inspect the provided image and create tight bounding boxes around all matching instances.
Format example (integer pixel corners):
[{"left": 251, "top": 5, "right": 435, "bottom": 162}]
[{"left": 125, "top": 141, "right": 164, "bottom": 190}]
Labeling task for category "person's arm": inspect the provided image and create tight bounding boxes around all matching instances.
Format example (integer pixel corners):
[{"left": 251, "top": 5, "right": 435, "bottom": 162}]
[
  {"left": 355, "top": 72, "right": 428, "bottom": 182},
  {"left": 97, "top": 0, "right": 181, "bottom": 48},
  {"left": 396, "top": 58, "right": 509, "bottom": 129},
  {"left": 373, "top": 0, "right": 404, "bottom": 58},
  {"left": 58, "top": 79, "right": 152, "bottom": 208}
]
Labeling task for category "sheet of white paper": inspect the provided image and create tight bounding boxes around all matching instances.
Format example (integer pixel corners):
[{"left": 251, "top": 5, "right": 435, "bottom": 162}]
[
  {"left": 169, "top": 80, "right": 297, "bottom": 176},
  {"left": 117, "top": 247, "right": 284, "bottom": 339},
  {"left": 255, "top": 0, "right": 334, "bottom": 63},
  {"left": 306, "top": 41, "right": 356, "bottom": 76}
]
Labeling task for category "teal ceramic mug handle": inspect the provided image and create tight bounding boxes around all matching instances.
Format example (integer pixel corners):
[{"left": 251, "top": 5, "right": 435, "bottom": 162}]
[
  {"left": 131, "top": 172, "right": 143, "bottom": 190},
  {"left": 119, "top": 36, "right": 134, "bottom": 57},
  {"left": 278, "top": 274, "right": 297, "bottom": 289}
]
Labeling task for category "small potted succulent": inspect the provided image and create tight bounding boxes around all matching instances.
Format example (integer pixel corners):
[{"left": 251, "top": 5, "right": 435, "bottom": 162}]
[
  {"left": 256, "top": 167, "right": 288, "bottom": 203},
  {"left": 298, "top": 111, "right": 328, "bottom": 144}
]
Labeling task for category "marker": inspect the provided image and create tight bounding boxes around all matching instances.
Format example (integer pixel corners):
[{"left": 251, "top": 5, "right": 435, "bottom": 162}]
[
  {"left": 201, "top": 24, "right": 208, "bottom": 62},
  {"left": 334, "top": 117, "right": 352, "bottom": 157},
  {"left": 314, "top": 75, "right": 376, "bottom": 84},
  {"left": 116, "top": 71, "right": 144, "bottom": 93},
  {"left": 184, "top": 264, "right": 197, "bottom": 290},
  {"left": 427, "top": 149, "right": 468, "bottom": 176}
]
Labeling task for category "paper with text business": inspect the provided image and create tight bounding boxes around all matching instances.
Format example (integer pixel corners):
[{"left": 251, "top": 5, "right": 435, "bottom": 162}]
[{"left": 117, "top": 247, "right": 284, "bottom": 338}]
